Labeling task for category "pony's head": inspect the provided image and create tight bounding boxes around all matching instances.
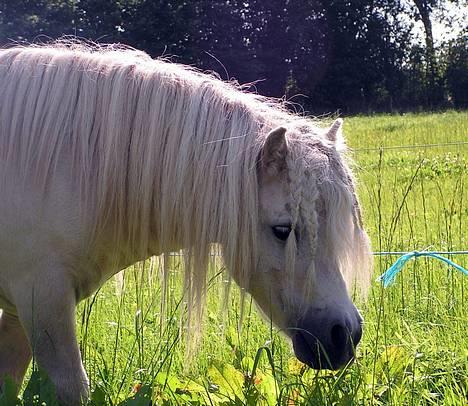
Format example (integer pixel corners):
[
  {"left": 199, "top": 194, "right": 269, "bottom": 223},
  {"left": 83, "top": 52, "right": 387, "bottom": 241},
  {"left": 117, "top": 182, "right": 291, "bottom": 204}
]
[{"left": 245, "top": 119, "right": 372, "bottom": 370}]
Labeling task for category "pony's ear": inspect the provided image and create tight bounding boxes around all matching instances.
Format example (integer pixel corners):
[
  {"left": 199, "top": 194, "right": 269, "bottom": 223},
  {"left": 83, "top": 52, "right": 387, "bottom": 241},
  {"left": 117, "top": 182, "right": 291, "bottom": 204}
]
[
  {"left": 260, "top": 126, "right": 288, "bottom": 176},
  {"left": 326, "top": 118, "right": 343, "bottom": 142},
  {"left": 326, "top": 118, "right": 346, "bottom": 151}
]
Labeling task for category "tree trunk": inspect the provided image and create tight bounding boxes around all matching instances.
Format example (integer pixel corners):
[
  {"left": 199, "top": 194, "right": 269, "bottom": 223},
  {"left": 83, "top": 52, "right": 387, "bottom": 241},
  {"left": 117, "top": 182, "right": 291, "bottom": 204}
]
[{"left": 413, "top": 0, "right": 437, "bottom": 106}]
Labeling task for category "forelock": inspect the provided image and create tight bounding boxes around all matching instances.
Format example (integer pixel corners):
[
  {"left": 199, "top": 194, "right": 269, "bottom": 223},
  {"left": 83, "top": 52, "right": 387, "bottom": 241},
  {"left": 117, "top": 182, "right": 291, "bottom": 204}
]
[
  {"left": 284, "top": 128, "right": 372, "bottom": 295},
  {"left": 283, "top": 141, "right": 323, "bottom": 312}
]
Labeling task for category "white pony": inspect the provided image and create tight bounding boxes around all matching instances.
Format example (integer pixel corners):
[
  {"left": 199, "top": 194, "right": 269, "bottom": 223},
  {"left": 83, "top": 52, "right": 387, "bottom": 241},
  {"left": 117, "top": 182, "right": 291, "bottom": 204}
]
[{"left": 0, "top": 43, "right": 372, "bottom": 404}]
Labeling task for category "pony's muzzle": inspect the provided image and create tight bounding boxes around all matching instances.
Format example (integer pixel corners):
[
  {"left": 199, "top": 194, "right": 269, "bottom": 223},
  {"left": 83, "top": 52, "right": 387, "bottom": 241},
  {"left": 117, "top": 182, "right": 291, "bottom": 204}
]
[{"left": 291, "top": 308, "right": 363, "bottom": 370}]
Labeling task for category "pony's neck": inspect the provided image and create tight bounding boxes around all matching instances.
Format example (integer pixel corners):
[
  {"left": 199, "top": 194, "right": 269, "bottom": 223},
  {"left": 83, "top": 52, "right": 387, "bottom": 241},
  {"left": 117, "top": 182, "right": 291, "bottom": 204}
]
[{"left": 89, "top": 61, "right": 267, "bottom": 273}]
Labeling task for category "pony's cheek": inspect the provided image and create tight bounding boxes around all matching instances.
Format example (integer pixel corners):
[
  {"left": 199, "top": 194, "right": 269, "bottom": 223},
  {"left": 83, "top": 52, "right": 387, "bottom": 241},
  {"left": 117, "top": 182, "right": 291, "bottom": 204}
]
[{"left": 249, "top": 269, "right": 287, "bottom": 316}]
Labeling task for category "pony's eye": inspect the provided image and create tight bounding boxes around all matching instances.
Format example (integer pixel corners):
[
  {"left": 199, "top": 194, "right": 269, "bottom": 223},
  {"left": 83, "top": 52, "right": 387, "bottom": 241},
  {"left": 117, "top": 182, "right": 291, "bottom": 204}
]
[{"left": 272, "top": 225, "right": 292, "bottom": 241}]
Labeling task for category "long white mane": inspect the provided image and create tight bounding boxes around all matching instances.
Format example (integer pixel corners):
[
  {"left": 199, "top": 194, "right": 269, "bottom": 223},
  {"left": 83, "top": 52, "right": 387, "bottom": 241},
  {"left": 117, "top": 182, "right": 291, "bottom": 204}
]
[{"left": 0, "top": 43, "right": 371, "bottom": 328}]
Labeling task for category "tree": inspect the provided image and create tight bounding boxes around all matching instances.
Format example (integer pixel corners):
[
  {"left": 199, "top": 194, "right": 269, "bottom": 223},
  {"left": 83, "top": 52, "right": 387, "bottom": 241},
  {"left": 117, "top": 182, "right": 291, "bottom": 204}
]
[
  {"left": 407, "top": 0, "right": 466, "bottom": 107},
  {"left": 118, "top": 0, "right": 196, "bottom": 61},
  {"left": 188, "top": 1, "right": 328, "bottom": 99},
  {"left": 0, "top": 0, "right": 75, "bottom": 44},
  {"left": 308, "top": 0, "right": 412, "bottom": 113},
  {"left": 445, "top": 33, "right": 468, "bottom": 108}
]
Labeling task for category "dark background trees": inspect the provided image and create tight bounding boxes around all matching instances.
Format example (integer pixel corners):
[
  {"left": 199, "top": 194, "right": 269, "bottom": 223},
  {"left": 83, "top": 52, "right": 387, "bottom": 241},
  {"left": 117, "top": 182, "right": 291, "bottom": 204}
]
[{"left": 0, "top": 0, "right": 466, "bottom": 114}]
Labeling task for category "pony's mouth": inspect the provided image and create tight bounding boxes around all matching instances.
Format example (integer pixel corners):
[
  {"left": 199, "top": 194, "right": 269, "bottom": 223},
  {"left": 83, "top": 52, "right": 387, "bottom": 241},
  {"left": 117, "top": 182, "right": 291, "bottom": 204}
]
[{"left": 292, "top": 330, "right": 355, "bottom": 370}]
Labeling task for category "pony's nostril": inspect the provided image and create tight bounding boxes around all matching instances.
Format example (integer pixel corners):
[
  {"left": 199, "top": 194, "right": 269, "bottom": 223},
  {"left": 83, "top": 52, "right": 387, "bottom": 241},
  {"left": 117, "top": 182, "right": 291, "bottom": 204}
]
[
  {"left": 330, "top": 323, "right": 348, "bottom": 349},
  {"left": 352, "top": 323, "right": 363, "bottom": 346}
]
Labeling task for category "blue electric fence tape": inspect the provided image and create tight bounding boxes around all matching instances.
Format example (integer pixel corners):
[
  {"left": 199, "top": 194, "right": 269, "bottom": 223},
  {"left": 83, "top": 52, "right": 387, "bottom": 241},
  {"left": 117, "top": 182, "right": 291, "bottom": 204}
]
[{"left": 377, "top": 251, "right": 468, "bottom": 288}]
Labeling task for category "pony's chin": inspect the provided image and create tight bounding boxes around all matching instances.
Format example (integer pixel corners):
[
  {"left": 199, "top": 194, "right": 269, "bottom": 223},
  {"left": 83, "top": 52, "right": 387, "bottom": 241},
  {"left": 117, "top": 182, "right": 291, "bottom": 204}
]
[{"left": 292, "top": 332, "right": 353, "bottom": 370}]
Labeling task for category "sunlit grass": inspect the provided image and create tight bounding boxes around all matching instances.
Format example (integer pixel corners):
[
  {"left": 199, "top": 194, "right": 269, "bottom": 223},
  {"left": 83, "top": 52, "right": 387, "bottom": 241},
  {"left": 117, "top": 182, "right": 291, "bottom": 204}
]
[{"left": 4, "top": 111, "right": 467, "bottom": 405}]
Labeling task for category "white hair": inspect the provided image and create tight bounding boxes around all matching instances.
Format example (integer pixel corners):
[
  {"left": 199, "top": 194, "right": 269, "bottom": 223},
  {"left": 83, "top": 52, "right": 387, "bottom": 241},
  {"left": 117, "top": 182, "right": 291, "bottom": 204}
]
[{"left": 0, "top": 42, "right": 371, "bottom": 333}]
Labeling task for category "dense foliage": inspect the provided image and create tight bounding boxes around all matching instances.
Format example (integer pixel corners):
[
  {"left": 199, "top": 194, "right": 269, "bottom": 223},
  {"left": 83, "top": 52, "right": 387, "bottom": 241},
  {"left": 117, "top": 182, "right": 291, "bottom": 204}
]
[{"left": 0, "top": 1, "right": 466, "bottom": 113}]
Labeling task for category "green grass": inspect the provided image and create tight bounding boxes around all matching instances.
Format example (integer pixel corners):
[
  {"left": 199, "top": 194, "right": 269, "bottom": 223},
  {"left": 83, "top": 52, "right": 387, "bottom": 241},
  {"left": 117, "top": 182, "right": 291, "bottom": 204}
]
[{"left": 4, "top": 111, "right": 467, "bottom": 405}]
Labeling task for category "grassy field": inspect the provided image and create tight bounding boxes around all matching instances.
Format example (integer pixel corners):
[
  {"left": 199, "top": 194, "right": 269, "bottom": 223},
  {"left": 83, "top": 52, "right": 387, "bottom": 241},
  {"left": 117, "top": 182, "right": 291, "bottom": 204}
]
[{"left": 3, "top": 111, "right": 467, "bottom": 405}]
